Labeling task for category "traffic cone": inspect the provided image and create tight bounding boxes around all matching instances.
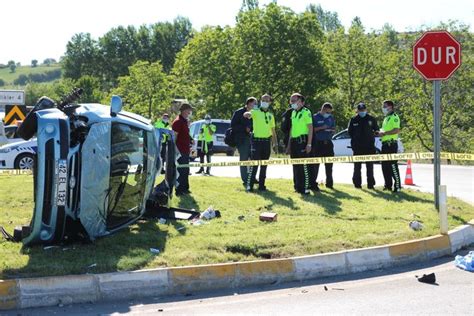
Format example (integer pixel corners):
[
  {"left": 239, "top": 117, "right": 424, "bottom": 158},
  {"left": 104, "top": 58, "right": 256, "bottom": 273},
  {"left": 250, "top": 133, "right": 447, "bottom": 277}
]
[{"left": 404, "top": 160, "right": 415, "bottom": 185}]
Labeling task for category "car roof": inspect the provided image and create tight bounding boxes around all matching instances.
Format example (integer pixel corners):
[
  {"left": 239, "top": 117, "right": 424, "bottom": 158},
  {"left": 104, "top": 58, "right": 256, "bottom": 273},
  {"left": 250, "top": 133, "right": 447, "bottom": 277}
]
[{"left": 191, "top": 119, "right": 230, "bottom": 124}]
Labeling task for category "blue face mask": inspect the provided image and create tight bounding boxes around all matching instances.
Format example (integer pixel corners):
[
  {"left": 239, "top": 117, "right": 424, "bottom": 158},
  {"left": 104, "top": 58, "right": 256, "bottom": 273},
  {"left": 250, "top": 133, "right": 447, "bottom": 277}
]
[
  {"left": 358, "top": 111, "right": 367, "bottom": 118},
  {"left": 291, "top": 103, "right": 298, "bottom": 110},
  {"left": 322, "top": 113, "right": 331, "bottom": 119},
  {"left": 252, "top": 103, "right": 258, "bottom": 110}
]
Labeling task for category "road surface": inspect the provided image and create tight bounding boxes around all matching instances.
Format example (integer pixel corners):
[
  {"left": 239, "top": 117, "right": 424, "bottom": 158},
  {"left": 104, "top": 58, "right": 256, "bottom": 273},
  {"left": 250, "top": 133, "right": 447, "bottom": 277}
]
[{"left": 10, "top": 249, "right": 473, "bottom": 315}]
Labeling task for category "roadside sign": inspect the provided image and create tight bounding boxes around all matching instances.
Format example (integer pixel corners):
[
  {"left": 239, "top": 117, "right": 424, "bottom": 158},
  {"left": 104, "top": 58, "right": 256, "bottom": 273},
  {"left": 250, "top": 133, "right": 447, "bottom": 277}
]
[
  {"left": 0, "top": 90, "right": 25, "bottom": 106},
  {"left": 412, "top": 30, "right": 462, "bottom": 215},
  {"left": 4, "top": 105, "right": 27, "bottom": 125}
]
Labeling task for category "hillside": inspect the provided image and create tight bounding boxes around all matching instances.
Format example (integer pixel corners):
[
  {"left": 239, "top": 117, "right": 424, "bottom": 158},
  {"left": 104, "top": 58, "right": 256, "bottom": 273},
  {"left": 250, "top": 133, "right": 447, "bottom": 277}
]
[{"left": 0, "top": 64, "right": 62, "bottom": 87}]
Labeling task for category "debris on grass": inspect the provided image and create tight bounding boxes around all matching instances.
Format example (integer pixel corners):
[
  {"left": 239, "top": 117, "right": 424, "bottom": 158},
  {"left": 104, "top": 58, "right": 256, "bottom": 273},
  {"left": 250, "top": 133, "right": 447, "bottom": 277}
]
[
  {"left": 150, "top": 248, "right": 161, "bottom": 255},
  {"left": 259, "top": 212, "right": 277, "bottom": 222},
  {"left": 409, "top": 220, "right": 423, "bottom": 231}
]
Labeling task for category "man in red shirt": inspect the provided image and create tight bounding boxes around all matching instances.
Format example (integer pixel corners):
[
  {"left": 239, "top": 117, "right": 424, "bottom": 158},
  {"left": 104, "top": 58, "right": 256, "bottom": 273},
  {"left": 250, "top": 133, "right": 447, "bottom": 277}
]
[{"left": 172, "top": 103, "right": 194, "bottom": 195}]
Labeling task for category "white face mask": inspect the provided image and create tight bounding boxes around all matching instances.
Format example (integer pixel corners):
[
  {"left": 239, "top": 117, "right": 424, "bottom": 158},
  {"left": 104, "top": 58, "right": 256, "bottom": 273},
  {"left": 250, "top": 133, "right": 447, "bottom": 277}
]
[
  {"left": 205, "top": 119, "right": 211, "bottom": 124},
  {"left": 291, "top": 103, "right": 299, "bottom": 110},
  {"left": 252, "top": 103, "right": 258, "bottom": 110},
  {"left": 260, "top": 101, "right": 269, "bottom": 109},
  {"left": 382, "top": 107, "right": 389, "bottom": 115}
]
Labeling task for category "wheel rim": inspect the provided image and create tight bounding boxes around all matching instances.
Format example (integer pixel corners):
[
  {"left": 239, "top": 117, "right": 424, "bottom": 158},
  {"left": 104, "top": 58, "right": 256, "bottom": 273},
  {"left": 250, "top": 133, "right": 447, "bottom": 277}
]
[{"left": 19, "top": 156, "right": 34, "bottom": 169}]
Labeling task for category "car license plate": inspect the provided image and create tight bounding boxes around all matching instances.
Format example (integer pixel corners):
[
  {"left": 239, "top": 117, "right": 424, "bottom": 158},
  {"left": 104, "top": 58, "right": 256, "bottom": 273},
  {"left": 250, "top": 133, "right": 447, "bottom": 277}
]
[{"left": 56, "top": 160, "right": 67, "bottom": 206}]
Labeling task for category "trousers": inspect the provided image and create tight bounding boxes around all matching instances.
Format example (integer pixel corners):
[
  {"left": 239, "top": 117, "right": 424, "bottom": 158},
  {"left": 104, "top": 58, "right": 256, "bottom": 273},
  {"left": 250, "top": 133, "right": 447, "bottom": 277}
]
[
  {"left": 381, "top": 142, "right": 401, "bottom": 190},
  {"left": 247, "top": 137, "right": 271, "bottom": 189}
]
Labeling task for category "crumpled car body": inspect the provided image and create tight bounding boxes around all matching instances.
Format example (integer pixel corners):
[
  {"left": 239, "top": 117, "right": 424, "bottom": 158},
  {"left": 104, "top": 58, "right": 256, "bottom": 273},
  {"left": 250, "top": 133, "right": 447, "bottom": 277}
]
[{"left": 19, "top": 95, "right": 169, "bottom": 245}]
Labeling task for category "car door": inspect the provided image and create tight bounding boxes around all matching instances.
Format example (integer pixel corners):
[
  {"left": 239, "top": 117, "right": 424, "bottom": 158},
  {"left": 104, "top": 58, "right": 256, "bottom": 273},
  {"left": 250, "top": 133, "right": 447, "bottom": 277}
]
[{"left": 332, "top": 130, "right": 353, "bottom": 156}]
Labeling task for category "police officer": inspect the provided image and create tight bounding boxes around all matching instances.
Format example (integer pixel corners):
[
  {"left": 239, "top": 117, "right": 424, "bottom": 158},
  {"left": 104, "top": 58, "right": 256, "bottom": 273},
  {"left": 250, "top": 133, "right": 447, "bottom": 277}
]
[
  {"left": 231, "top": 97, "right": 255, "bottom": 188},
  {"left": 154, "top": 113, "right": 171, "bottom": 174},
  {"left": 243, "top": 94, "right": 278, "bottom": 191},
  {"left": 348, "top": 102, "right": 379, "bottom": 189},
  {"left": 287, "top": 93, "right": 313, "bottom": 195},
  {"left": 196, "top": 114, "right": 216, "bottom": 175},
  {"left": 311, "top": 103, "right": 336, "bottom": 190},
  {"left": 379, "top": 100, "right": 401, "bottom": 192}
]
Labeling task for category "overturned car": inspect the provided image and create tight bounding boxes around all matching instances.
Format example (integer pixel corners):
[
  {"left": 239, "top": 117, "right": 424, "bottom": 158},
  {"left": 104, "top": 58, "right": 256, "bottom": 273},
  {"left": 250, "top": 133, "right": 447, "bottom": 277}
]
[{"left": 6, "top": 89, "right": 181, "bottom": 245}]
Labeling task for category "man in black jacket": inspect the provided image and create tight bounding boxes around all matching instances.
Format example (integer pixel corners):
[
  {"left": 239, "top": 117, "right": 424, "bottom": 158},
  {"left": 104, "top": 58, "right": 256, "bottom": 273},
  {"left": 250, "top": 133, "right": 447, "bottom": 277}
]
[
  {"left": 348, "top": 102, "right": 379, "bottom": 189},
  {"left": 231, "top": 97, "right": 255, "bottom": 187}
]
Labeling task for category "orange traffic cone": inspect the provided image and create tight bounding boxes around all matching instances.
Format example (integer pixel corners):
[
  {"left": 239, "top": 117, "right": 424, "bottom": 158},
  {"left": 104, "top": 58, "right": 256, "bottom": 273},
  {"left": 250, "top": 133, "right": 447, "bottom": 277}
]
[{"left": 404, "top": 160, "right": 415, "bottom": 185}]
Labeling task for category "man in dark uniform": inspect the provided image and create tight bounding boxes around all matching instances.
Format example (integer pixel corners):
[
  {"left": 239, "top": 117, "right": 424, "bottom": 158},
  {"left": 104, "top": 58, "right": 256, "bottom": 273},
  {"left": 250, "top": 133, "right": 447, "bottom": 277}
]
[
  {"left": 231, "top": 97, "right": 255, "bottom": 187},
  {"left": 311, "top": 102, "right": 336, "bottom": 190},
  {"left": 379, "top": 100, "right": 401, "bottom": 192},
  {"left": 287, "top": 93, "right": 313, "bottom": 195},
  {"left": 348, "top": 102, "right": 379, "bottom": 189}
]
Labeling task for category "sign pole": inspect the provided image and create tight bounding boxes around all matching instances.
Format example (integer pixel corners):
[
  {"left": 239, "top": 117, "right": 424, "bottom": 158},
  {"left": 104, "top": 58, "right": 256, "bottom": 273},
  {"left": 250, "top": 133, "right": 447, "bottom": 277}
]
[{"left": 433, "top": 80, "right": 441, "bottom": 211}]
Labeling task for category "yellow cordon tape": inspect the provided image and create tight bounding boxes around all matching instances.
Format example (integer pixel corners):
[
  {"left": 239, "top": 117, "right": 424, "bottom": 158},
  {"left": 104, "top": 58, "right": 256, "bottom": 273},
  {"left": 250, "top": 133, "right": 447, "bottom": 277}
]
[
  {"left": 0, "top": 170, "right": 32, "bottom": 175},
  {"left": 180, "top": 152, "right": 474, "bottom": 168}
]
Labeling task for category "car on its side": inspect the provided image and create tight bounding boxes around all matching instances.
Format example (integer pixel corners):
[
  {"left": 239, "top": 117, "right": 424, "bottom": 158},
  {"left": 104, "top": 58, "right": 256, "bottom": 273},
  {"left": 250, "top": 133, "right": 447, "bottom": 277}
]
[
  {"left": 0, "top": 139, "right": 37, "bottom": 169},
  {"left": 189, "top": 119, "right": 235, "bottom": 157},
  {"left": 332, "top": 129, "right": 404, "bottom": 156}
]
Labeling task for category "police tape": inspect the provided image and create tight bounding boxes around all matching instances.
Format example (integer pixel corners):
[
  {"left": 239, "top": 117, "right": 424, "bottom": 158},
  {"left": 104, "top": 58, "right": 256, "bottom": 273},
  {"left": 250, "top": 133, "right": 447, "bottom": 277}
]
[
  {"left": 0, "top": 170, "right": 32, "bottom": 175},
  {"left": 179, "top": 152, "right": 474, "bottom": 168}
]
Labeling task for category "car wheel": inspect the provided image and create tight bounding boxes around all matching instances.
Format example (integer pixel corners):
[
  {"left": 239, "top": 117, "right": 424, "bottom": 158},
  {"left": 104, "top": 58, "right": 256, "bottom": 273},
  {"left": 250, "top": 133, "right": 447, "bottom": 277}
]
[
  {"left": 226, "top": 149, "right": 235, "bottom": 156},
  {"left": 14, "top": 153, "right": 35, "bottom": 170}
]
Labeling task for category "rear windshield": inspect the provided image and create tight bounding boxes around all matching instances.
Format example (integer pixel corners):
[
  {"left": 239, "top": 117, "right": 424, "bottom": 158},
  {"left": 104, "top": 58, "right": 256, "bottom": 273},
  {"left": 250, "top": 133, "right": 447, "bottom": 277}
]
[{"left": 214, "top": 122, "right": 229, "bottom": 134}]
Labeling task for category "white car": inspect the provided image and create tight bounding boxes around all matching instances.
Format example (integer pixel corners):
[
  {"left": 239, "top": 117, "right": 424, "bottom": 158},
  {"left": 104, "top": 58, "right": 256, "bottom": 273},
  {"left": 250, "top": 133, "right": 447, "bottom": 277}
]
[
  {"left": 332, "top": 129, "right": 404, "bottom": 156},
  {"left": 0, "top": 123, "right": 24, "bottom": 146},
  {"left": 189, "top": 119, "right": 235, "bottom": 157},
  {"left": 0, "top": 139, "right": 37, "bottom": 169}
]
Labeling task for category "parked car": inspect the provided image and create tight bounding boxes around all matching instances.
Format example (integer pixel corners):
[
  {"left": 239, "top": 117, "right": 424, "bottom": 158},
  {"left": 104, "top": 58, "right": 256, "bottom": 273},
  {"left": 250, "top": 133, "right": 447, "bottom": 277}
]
[
  {"left": 12, "top": 90, "right": 162, "bottom": 245},
  {"left": 189, "top": 119, "right": 235, "bottom": 156},
  {"left": 0, "top": 139, "right": 37, "bottom": 169},
  {"left": 332, "top": 129, "right": 404, "bottom": 156}
]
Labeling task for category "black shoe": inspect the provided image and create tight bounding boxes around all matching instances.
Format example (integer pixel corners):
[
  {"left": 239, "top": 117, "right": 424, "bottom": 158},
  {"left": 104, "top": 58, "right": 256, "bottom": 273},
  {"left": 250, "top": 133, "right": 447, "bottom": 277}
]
[
  {"left": 368, "top": 185, "right": 375, "bottom": 190},
  {"left": 258, "top": 186, "right": 267, "bottom": 191},
  {"left": 205, "top": 171, "right": 211, "bottom": 176},
  {"left": 297, "top": 189, "right": 310, "bottom": 195},
  {"left": 326, "top": 184, "right": 334, "bottom": 189},
  {"left": 160, "top": 169, "right": 166, "bottom": 174},
  {"left": 245, "top": 185, "right": 253, "bottom": 192},
  {"left": 383, "top": 186, "right": 392, "bottom": 191},
  {"left": 393, "top": 187, "right": 401, "bottom": 193},
  {"left": 196, "top": 169, "right": 204, "bottom": 174},
  {"left": 354, "top": 185, "right": 362, "bottom": 189}
]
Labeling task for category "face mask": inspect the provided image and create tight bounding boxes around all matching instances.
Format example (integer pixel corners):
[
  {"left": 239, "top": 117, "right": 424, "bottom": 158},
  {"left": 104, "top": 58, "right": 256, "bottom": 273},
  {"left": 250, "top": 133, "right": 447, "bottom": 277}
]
[
  {"left": 291, "top": 103, "right": 298, "bottom": 110},
  {"left": 382, "top": 108, "right": 389, "bottom": 115},
  {"left": 252, "top": 103, "right": 258, "bottom": 110},
  {"left": 260, "top": 101, "right": 269, "bottom": 109},
  {"left": 163, "top": 118, "right": 169, "bottom": 123},
  {"left": 322, "top": 113, "right": 331, "bottom": 119},
  {"left": 205, "top": 120, "right": 211, "bottom": 124},
  {"left": 188, "top": 112, "right": 193, "bottom": 119},
  {"left": 358, "top": 111, "right": 367, "bottom": 118}
]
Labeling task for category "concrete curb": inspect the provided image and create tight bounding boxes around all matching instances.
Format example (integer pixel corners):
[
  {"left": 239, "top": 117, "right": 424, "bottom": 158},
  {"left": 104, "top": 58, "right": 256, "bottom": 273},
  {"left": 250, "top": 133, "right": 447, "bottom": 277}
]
[{"left": 1, "top": 221, "right": 473, "bottom": 310}]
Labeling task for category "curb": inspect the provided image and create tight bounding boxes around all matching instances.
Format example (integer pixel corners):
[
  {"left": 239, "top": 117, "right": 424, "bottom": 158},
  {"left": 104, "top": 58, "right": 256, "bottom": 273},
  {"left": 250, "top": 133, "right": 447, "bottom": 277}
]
[{"left": 1, "top": 221, "right": 473, "bottom": 310}]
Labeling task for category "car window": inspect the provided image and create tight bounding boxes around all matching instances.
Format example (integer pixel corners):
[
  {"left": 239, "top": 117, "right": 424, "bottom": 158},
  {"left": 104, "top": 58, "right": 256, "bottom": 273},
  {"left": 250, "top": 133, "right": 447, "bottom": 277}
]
[
  {"left": 214, "top": 122, "right": 229, "bottom": 134},
  {"left": 333, "top": 130, "right": 350, "bottom": 140},
  {"left": 5, "top": 126, "right": 17, "bottom": 139},
  {"left": 189, "top": 123, "right": 197, "bottom": 137}
]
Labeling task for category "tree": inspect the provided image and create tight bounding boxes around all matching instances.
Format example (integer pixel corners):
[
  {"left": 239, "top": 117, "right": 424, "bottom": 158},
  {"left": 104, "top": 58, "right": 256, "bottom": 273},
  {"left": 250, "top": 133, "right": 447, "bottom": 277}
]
[
  {"left": 0, "top": 79, "right": 5, "bottom": 87},
  {"left": 306, "top": 4, "right": 342, "bottom": 32},
  {"left": 63, "top": 33, "right": 100, "bottom": 80},
  {"left": 9, "top": 63, "right": 16, "bottom": 73},
  {"left": 31, "top": 59, "right": 38, "bottom": 67},
  {"left": 112, "top": 60, "right": 170, "bottom": 118}
]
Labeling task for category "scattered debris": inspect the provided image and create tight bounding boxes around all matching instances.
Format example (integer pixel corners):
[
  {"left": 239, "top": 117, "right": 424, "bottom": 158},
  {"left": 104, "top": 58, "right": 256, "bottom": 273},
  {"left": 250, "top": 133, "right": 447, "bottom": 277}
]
[
  {"left": 238, "top": 215, "right": 245, "bottom": 221},
  {"left": 158, "top": 218, "right": 167, "bottom": 224},
  {"left": 301, "top": 289, "right": 308, "bottom": 293},
  {"left": 331, "top": 288, "right": 345, "bottom": 291},
  {"left": 190, "top": 219, "right": 205, "bottom": 226},
  {"left": 200, "top": 206, "right": 221, "bottom": 220},
  {"left": 43, "top": 245, "right": 60, "bottom": 250},
  {"left": 324, "top": 286, "right": 328, "bottom": 291},
  {"left": 454, "top": 251, "right": 474, "bottom": 272},
  {"left": 177, "top": 226, "right": 185, "bottom": 231},
  {"left": 259, "top": 212, "right": 278, "bottom": 222},
  {"left": 150, "top": 248, "right": 161, "bottom": 255},
  {"left": 416, "top": 273, "right": 437, "bottom": 284},
  {"left": 87, "top": 263, "right": 97, "bottom": 269},
  {"left": 158, "top": 309, "right": 164, "bottom": 312},
  {"left": 409, "top": 220, "right": 423, "bottom": 231}
]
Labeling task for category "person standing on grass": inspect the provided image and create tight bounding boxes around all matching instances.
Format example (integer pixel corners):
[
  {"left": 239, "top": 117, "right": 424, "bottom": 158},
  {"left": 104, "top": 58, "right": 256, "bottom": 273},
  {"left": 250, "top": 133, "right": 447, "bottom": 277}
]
[
  {"left": 287, "top": 93, "right": 313, "bottom": 195},
  {"left": 231, "top": 97, "right": 256, "bottom": 189},
  {"left": 310, "top": 102, "right": 336, "bottom": 191},
  {"left": 172, "top": 103, "right": 194, "bottom": 196},
  {"left": 155, "top": 113, "right": 171, "bottom": 174},
  {"left": 196, "top": 114, "right": 216, "bottom": 175},
  {"left": 379, "top": 100, "right": 401, "bottom": 193},
  {"left": 243, "top": 94, "right": 278, "bottom": 192},
  {"left": 348, "top": 102, "right": 379, "bottom": 189}
]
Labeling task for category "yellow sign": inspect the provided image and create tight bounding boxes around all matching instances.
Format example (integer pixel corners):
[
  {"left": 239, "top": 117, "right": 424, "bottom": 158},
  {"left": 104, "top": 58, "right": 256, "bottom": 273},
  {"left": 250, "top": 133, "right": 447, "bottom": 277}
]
[{"left": 4, "top": 105, "right": 26, "bottom": 125}]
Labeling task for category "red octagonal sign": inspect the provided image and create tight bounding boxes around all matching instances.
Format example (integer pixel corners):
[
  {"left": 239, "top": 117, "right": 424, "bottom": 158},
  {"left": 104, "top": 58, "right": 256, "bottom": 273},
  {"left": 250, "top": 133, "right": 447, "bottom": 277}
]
[{"left": 413, "top": 31, "right": 461, "bottom": 80}]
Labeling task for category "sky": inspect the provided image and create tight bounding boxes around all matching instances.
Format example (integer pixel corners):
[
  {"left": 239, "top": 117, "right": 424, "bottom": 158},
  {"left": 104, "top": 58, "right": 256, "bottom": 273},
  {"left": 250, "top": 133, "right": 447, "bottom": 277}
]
[{"left": 1, "top": 0, "right": 472, "bottom": 65}]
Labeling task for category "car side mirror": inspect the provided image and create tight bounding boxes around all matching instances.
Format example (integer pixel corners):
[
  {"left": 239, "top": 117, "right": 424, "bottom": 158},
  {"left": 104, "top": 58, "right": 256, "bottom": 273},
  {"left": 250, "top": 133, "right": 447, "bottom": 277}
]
[{"left": 110, "top": 95, "right": 123, "bottom": 117}]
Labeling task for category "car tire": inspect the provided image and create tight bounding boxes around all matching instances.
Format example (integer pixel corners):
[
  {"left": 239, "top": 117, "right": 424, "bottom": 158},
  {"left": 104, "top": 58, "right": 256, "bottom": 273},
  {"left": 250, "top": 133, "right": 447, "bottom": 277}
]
[{"left": 14, "top": 153, "right": 35, "bottom": 170}]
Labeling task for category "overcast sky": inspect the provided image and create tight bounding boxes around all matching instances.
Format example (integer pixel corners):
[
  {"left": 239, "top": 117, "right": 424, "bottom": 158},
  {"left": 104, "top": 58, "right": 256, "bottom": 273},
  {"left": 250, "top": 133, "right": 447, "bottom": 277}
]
[{"left": 1, "top": 0, "right": 472, "bottom": 65}]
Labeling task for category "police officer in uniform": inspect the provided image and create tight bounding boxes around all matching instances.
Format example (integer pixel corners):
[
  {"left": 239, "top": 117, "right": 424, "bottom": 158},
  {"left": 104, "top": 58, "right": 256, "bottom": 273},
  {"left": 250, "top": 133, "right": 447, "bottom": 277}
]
[
  {"left": 311, "top": 102, "right": 336, "bottom": 190},
  {"left": 379, "top": 100, "right": 401, "bottom": 192},
  {"left": 243, "top": 94, "right": 278, "bottom": 191},
  {"left": 287, "top": 93, "right": 313, "bottom": 195},
  {"left": 348, "top": 102, "right": 379, "bottom": 189},
  {"left": 154, "top": 113, "right": 171, "bottom": 174},
  {"left": 196, "top": 114, "right": 216, "bottom": 175}
]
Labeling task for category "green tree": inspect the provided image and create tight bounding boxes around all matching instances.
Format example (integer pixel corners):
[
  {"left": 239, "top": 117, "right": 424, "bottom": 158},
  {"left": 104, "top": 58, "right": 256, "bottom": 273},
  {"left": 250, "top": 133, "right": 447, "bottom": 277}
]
[
  {"left": 0, "top": 79, "right": 5, "bottom": 87},
  {"left": 306, "top": 4, "right": 342, "bottom": 32},
  {"left": 112, "top": 60, "right": 170, "bottom": 119},
  {"left": 7, "top": 60, "right": 16, "bottom": 73},
  {"left": 63, "top": 33, "right": 100, "bottom": 80},
  {"left": 31, "top": 59, "right": 38, "bottom": 67}
]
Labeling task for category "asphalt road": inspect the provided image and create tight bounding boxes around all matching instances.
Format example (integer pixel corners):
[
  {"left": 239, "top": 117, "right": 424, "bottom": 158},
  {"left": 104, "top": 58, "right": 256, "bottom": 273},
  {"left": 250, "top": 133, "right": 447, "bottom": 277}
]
[
  {"left": 192, "top": 156, "right": 474, "bottom": 204},
  {"left": 11, "top": 249, "right": 473, "bottom": 315}
]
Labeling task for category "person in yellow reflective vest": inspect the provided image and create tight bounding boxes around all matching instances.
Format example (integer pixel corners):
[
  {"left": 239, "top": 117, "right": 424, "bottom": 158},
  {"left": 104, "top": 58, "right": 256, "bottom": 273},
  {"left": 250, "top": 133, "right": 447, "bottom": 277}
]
[
  {"left": 378, "top": 100, "right": 401, "bottom": 192},
  {"left": 154, "top": 113, "right": 171, "bottom": 174},
  {"left": 196, "top": 114, "right": 217, "bottom": 175},
  {"left": 243, "top": 94, "right": 278, "bottom": 191}
]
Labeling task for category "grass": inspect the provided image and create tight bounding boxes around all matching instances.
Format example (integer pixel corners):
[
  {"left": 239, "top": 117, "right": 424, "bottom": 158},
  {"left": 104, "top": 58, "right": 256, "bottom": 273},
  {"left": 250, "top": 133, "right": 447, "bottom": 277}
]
[
  {"left": 0, "top": 174, "right": 473, "bottom": 279},
  {"left": 0, "top": 64, "right": 61, "bottom": 86}
]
